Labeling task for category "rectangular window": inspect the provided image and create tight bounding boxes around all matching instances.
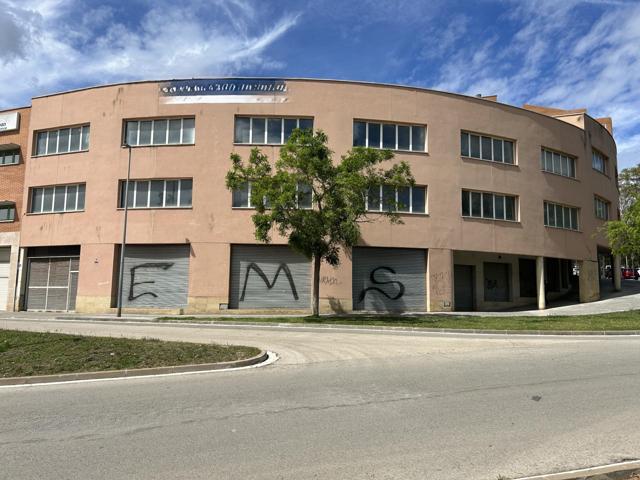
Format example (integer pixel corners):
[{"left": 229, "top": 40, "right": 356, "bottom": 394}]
[
  {"left": 118, "top": 179, "right": 193, "bottom": 209},
  {"left": 34, "top": 125, "right": 90, "bottom": 156},
  {"left": 541, "top": 148, "right": 576, "bottom": 179},
  {"left": 382, "top": 124, "right": 396, "bottom": 149},
  {"left": 462, "top": 190, "right": 517, "bottom": 221},
  {"left": 592, "top": 149, "right": 608, "bottom": 175},
  {"left": 232, "top": 181, "right": 313, "bottom": 209},
  {"left": 29, "top": 184, "right": 86, "bottom": 213},
  {"left": 367, "top": 185, "right": 427, "bottom": 213},
  {"left": 267, "top": 118, "right": 282, "bottom": 144},
  {"left": 461, "top": 132, "right": 469, "bottom": 157},
  {"left": 544, "top": 201, "right": 579, "bottom": 230},
  {"left": 353, "top": 121, "right": 427, "bottom": 152},
  {"left": 124, "top": 118, "right": 195, "bottom": 146},
  {"left": 0, "top": 149, "right": 20, "bottom": 165},
  {"left": 0, "top": 203, "right": 16, "bottom": 222},
  {"left": 462, "top": 131, "right": 515, "bottom": 165},
  {"left": 594, "top": 196, "right": 610, "bottom": 220},
  {"left": 234, "top": 117, "right": 314, "bottom": 145},
  {"left": 297, "top": 182, "right": 313, "bottom": 209}
]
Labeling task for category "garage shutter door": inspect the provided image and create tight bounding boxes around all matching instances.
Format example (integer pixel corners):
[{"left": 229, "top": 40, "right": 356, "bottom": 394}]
[
  {"left": 0, "top": 248, "right": 10, "bottom": 311},
  {"left": 26, "top": 256, "right": 79, "bottom": 311},
  {"left": 229, "top": 245, "right": 311, "bottom": 309},
  {"left": 352, "top": 247, "right": 426, "bottom": 311},
  {"left": 121, "top": 245, "right": 190, "bottom": 309}
]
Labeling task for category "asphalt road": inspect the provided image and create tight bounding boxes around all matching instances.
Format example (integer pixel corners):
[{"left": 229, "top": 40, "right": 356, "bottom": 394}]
[{"left": 1, "top": 319, "right": 639, "bottom": 480}]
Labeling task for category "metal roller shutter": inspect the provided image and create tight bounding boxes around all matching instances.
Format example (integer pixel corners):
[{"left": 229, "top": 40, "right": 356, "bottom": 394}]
[
  {"left": 26, "top": 256, "right": 79, "bottom": 311},
  {"left": 352, "top": 247, "right": 426, "bottom": 311},
  {"left": 121, "top": 245, "right": 190, "bottom": 309},
  {"left": 229, "top": 245, "right": 311, "bottom": 309},
  {"left": 0, "top": 248, "right": 10, "bottom": 310}
]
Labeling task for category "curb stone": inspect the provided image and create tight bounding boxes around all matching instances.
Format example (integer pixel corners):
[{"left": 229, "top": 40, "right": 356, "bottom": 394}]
[
  {"left": 4, "top": 315, "right": 640, "bottom": 337},
  {"left": 0, "top": 350, "right": 269, "bottom": 386},
  {"left": 512, "top": 460, "right": 640, "bottom": 480}
]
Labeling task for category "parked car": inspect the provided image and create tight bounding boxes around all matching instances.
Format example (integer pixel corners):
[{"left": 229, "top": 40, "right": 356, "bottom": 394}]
[{"left": 621, "top": 267, "right": 637, "bottom": 280}]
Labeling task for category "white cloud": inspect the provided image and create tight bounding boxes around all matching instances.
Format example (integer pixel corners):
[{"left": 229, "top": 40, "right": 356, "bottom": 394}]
[
  {"left": 0, "top": 0, "right": 300, "bottom": 108},
  {"left": 416, "top": 0, "right": 640, "bottom": 169}
]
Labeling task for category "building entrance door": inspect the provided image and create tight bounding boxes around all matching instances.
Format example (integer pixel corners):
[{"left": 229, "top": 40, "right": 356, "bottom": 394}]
[{"left": 454, "top": 264, "right": 475, "bottom": 311}]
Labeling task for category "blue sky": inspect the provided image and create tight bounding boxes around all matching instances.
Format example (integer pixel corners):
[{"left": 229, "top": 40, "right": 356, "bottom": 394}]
[{"left": 1, "top": 0, "right": 639, "bottom": 168}]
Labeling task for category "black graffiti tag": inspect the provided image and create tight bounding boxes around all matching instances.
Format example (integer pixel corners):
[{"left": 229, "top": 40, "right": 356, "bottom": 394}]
[
  {"left": 128, "top": 262, "right": 174, "bottom": 301},
  {"left": 357, "top": 266, "right": 405, "bottom": 304},
  {"left": 240, "top": 263, "right": 299, "bottom": 301}
]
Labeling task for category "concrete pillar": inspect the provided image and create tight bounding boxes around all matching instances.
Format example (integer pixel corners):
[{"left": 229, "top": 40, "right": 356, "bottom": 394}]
[
  {"left": 427, "top": 248, "right": 454, "bottom": 312},
  {"left": 536, "top": 256, "right": 545, "bottom": 310},
  {"left": 579, "top": 259, "right": 600, "bottom": 303},
  {"left": 613, "top": 254, "right": 622, "bottom": 291}
]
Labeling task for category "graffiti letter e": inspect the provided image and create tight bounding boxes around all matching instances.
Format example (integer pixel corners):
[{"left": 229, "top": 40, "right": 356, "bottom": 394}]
[{"left": 128, "top": 262, "right": 174, "bottom": 301}]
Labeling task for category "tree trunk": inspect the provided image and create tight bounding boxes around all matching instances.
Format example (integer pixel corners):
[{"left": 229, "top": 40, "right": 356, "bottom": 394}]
[{"left": 312, "top": 255, "right": 321, "bottom": 316}]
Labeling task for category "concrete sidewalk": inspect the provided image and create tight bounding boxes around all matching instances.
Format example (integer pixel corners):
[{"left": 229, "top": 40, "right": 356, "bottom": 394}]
[{"left": 1, "top": 279, "right": 639, "bottom": 321}]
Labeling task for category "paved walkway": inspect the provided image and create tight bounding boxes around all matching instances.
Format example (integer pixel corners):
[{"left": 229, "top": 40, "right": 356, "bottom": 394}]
[{"left": 1, "top": 279, "right": 638, "bottom": 321}]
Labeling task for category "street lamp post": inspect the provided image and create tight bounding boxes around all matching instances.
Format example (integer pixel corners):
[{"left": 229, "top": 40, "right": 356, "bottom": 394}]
[{"left": 116, "top": 144, "right": 133, "bottom": 317}]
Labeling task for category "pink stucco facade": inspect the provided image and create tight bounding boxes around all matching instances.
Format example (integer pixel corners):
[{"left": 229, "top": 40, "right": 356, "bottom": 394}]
[{"left": 17, "top": 79, "right": 618, "bottom": 313}]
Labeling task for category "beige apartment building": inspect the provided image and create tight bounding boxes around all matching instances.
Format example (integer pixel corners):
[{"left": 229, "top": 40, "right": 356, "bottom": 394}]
[{"left": 15, "top": 78, "right": 619, "bottom": 313}]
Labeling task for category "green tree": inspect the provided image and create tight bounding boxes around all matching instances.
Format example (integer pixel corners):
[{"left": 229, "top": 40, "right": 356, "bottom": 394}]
[
  {"left": 618, "top": 165, "right": 640, "bottom": 213},
  {"left": 226, "top": 129, "right": 415, "bottom": 316},
  {"left": 605, "top": 199, "right": 640, "bottom": 259}
]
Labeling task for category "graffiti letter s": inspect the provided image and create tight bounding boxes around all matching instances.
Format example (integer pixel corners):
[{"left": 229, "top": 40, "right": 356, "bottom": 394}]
[{"left": 357, "top": 266, "right": 405, "bottom": 304}]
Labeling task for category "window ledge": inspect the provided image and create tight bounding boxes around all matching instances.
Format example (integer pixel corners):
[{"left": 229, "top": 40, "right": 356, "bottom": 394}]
[
  {"left": 123, "top": 143, "right": 195, "bottom": 148},
  {"left": 592, "top": 168, "right": 610, "bottom": 178},
  {"left": 26, "top": 210, "right": 84, "bottom": 216},
  {"left": 462, "top": 216, "right": 520, "bottom": 224},
  {"left": 32, "top": 149, "right": 89, "bottom": 158},
  {"left": 0, "top": 219, "right": 15, "bottom": 223},
  {"left": 461, "top": 156, "right": 518, "bottom": 167},
  {"left": 366, "top": 211, "right": 429, "bottom": 216},
  {"left": 0, "top": 163, "right": 20, "bottom": 167},
  {"left": 544, "top": 225, "right": 582, "bottom": 233},
  {"left": 116, "top": 206, "right": 192, "bottom": 210},
  {"left": 355, "top": 146, "right": 429, "bottom": 155},
  {"left": 541, "top": 170, "right": 580, "bottom": 181}
]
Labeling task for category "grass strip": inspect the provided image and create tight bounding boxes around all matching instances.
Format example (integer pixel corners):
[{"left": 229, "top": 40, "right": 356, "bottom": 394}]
[
  {"left": 0, "top": 329, "right": 260, "bottom": 378},
  {"left": 158, "top": 310, "right": 640, "bottom": 331}
]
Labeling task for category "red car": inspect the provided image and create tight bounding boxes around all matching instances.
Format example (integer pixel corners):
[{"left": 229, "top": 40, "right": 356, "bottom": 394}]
[{"left": 621, "top": 267, "right": 638, "bottom": 280}]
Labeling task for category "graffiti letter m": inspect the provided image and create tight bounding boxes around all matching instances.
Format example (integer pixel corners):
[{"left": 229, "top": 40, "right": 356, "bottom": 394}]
[{"left": 240, "top": 263, "right": 299, "bottom": 301}]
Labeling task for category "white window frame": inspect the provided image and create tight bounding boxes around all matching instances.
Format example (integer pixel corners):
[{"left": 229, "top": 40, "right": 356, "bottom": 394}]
[
  {"left": 544, "top": 201, "right": 579, "bottom": 231},
  {"left": 120, "top": 179, "right": 192, "bottom": 209},
  {"left": 235, "top": 117, "right": 313, "bottom": 145},
  {"left": 356, "top": 120, "right": 427, "bottom": 153},
  {"left": 0, "top": 149, "right": 20, "bottom": 166},
  {"left": 34, "top": 125, "right": 90, "bottom": 156},
  {"left": 461, "top": 131, "right": 516, "bottom": 165},
  {"left": 541, "top": 147, "right": 576, "bottom": 179},
  {"left": 0, "top": 203, "right": 16, "bottom": 222},
  {"left": 30, "top": 184, "right": 85, "bottom": 214},
  {"left": 462, "top": 189, "right": 518, "bottom": 222},
  {"left": 125, "top": 118, "right": 195, "bottom": 147},
  {"left": 232, "top": 181, "right": 313, "bottom": 209},
  {"left": 365, "top": 185, "right": 427, "bottom": 214},
  {"left": 594, "top": 196, "right": 610, "bottom": 220},
  {"left": 592, "top": 149, "right": 608, "bottom": 175}
]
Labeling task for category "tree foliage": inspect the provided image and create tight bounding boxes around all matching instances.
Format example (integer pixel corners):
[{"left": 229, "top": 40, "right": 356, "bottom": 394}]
[
  {"left": 225, "top": 128, "right": 415, "bottom": 315},
  {"left": 604, "top": 164, "right": 640, "bottom": 260},
  {"left": 618, "top": 165, "right": 640, "bottom": 213}
]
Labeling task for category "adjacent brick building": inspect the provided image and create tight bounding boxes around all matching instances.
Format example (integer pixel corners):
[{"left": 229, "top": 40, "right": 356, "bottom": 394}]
[{"left": 0, "top": 107, "right": 30, "bottom": 310}]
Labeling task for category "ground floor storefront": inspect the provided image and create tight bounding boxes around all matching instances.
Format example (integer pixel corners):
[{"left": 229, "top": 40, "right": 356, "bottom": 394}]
[
  {"left": 15, "top": 242, "right": 609, "bottom": 314},
  {"left": 0, "top": 232, "right": 20, "bottom": 311}
]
